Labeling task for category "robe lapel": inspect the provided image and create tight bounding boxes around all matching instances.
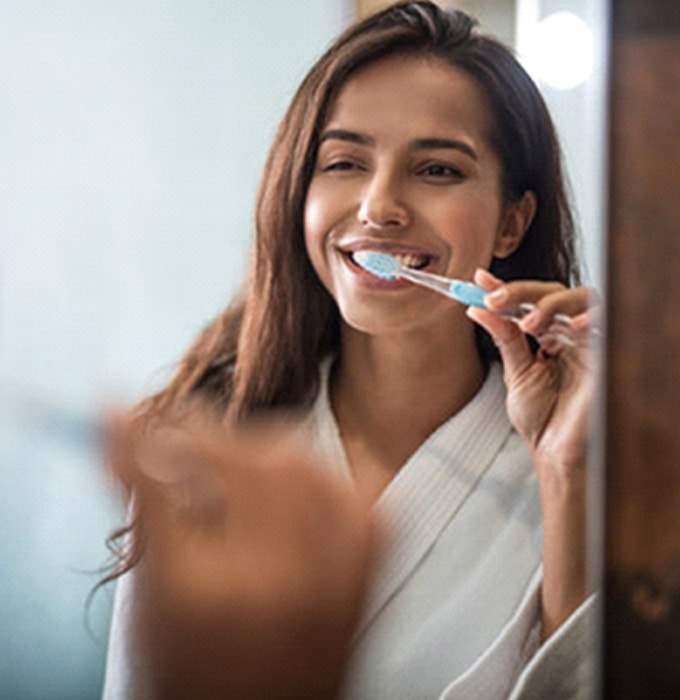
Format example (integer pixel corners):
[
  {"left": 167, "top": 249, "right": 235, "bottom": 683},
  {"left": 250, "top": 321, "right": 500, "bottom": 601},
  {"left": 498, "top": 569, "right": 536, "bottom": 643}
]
[
  {"left": 353, "top": 364, "right": 513, "bottom": 640},
  {"left": 305, "top": 361, "right": 514, "bottom": 642}
]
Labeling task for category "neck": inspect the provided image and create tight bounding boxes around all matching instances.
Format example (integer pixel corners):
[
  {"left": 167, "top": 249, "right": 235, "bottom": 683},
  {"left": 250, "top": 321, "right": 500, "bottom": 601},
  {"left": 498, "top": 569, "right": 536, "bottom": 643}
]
[{"left": 330, "top": 318, "right": 486, "bottom": 498}]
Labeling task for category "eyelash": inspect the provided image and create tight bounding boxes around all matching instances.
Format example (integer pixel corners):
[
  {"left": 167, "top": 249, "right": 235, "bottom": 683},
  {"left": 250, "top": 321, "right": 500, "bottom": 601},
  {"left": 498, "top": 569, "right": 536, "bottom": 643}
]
[
  {"left": 419, "top": 163, "right": 464, "bottom": 179},
  {"left": 322, "top": 159, "right": 363, "bottom": 172},
  {"left": 318, "top": 158, "right": 465, "bottom": 180}
]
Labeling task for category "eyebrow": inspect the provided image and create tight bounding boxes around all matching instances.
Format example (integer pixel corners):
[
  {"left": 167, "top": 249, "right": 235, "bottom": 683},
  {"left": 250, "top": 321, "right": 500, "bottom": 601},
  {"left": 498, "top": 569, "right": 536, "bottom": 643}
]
[
  {"left": 414, "top": 137, "right": 477, "bottom": 161},
  {"left": 319, "top": 129, "right": 373, "bottom": 146},
  {"left": 318, "top": 129, "right": 478, "bottom": 161}
]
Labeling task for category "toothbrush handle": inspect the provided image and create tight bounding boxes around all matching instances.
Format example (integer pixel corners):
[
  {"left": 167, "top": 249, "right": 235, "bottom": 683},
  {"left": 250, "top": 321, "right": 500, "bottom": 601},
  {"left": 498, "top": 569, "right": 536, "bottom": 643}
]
[
  {"left": 499, "top": 302, "right": 536, "bottom": 322},
  {"left": 501, "top": 303, "right": 576, "bottom": 348},
  {"left": 398, "top": 266, "right": 576, "bottom": 348},
  {"left": 398, "top": 266, "right": 458, "bottom": 296},
  {"left": 448, "top": 286, "right": 576, "bottom": 349},
  {"left": 445, "top": 282, "right": 575, "bottom": 347}
]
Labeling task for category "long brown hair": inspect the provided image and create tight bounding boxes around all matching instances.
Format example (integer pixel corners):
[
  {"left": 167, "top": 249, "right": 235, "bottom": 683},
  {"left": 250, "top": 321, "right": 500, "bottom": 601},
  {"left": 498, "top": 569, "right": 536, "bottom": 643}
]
[{"left": 105, "top": 1, "right": 579, "bottom": 578}]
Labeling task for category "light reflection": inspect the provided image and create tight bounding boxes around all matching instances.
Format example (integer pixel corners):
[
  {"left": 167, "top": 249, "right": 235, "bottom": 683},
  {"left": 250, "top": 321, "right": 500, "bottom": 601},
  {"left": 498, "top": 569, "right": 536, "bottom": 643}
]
[{"left": 522, "top": 11, "right": 596, "bottom": 90}]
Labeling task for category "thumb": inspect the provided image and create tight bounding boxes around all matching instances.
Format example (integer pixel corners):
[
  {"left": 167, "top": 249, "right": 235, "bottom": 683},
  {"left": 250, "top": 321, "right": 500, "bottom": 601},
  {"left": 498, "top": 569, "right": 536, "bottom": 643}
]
[
  {"left": 468, "top": 268, "right": 535, "bottom": 385},
  {"left": 466, "top": 305, "right": 534, "bottom": 388}
]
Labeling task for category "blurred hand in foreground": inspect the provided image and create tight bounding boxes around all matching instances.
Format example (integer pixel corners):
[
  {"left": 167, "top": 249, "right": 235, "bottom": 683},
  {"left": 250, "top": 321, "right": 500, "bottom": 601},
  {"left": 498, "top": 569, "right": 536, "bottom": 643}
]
[{"left": 106, "top": 414, "right": 378, "bottom": 700}]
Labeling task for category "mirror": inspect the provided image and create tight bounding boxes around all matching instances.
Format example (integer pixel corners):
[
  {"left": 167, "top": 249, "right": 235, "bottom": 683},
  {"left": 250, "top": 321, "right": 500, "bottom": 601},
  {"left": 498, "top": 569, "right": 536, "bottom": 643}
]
[{"left": 0, "top": 1, "right": 607, "bottom": 697}]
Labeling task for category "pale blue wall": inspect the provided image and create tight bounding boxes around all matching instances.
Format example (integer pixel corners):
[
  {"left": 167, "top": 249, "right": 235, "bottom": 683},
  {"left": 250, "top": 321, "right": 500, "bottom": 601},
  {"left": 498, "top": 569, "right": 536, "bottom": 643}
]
[{"left": 0, "top": 1, "right": 345, "bottom": 697}]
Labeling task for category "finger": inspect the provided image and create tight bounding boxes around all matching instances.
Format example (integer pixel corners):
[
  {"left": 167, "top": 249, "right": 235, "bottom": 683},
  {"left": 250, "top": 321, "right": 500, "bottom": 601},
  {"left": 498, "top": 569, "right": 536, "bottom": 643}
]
[
  {"left": 131, "top": 441, "right": 239, "bottom": 605},
  {"left": 518, "top": 288, "right": 593, "bottom": 337},
  {"left": 466, "top": 305, "right": 534, "bottom": 385},
  {"left": 475, "top": 270, "right": 571, "bottom": 341},
  {"left": 138, "top": 419, "right": 281, "bottom": 498},
  {"left": 474, "top": 267, "right": 504, "bottom": 292},
  {"left": 479, "top": 271, "right": 599, "bottom": 341},
  {"left": 103, "top": 415, "right": 205, "bottom": 584},
  {"left": 482, "top": 279, "right": 566, "bottom": 314},
  {"left": 140, "top": 420, "right": 320, "bottom": 550},
  {"left": 532, "top": 295, "right": 602, "bottom": 358},
  {"left": 570, "top": 304, "right": 602, "bottom": 336}
]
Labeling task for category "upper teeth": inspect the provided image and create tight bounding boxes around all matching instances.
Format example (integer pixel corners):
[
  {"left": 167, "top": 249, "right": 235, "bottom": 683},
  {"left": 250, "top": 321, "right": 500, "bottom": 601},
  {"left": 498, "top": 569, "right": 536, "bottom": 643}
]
[
  {"left": 349, "top": 250, "right": 430, "bottom": 270},
  {"left": 392, "top": 253, "right": 428, "bottom": 269}
]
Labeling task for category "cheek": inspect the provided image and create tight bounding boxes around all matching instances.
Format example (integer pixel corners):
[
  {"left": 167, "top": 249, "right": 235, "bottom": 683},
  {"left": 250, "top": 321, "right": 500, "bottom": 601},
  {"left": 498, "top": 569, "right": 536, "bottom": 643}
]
[
  {"left": 303, "top": 184, "right": 324, "bottom": 239},
  {"left": 305, "top": 175, "right": 359, "bottom": 235},
  {"left": 303, "top": 180, "right": 336, "bottom": 250},
  {"left": 432, "top": 194, "right": 503, "bottom": 262},
  {"left": 303, "top": 185, "right": 333, "bottom": 289}
]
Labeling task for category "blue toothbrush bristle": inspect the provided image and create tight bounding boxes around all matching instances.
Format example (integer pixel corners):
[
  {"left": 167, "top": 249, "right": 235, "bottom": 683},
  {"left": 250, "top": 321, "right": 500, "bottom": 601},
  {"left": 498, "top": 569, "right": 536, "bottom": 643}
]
[{"left": 353, "top": 251, "right": 401, "bottom": 280}]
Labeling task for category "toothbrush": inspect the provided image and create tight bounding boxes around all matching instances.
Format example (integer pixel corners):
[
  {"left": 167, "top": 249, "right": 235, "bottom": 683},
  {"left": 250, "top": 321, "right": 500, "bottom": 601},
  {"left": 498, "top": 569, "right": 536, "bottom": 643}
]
[
  {"left": 0, "top": 383, "right": 102, "bottom": 451},
  {"left": 353, "top": 250, "right": 574, "bottom": 346}
]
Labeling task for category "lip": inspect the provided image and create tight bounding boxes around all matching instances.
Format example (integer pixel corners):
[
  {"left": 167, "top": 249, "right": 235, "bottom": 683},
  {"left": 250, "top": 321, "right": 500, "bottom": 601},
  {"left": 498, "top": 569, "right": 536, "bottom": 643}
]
[{"left": 336, "top": 239, "right": 441, "bottom": 291}]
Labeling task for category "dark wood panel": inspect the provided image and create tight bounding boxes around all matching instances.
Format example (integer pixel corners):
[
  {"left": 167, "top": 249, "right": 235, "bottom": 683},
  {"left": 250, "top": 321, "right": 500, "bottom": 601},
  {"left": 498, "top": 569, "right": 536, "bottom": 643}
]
[
  {"left": 604, "top": 1, "right": 680, "bottom": 696},
  {"left": 615, "top": 3, "right": 680, "bottom": 35}
]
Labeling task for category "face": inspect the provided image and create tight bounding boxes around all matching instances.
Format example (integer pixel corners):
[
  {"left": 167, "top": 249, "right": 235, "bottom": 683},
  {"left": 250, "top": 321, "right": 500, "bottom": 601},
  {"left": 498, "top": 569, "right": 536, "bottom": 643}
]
[{"left": 304, "top": 55, "right": 528, "bottom": 336}]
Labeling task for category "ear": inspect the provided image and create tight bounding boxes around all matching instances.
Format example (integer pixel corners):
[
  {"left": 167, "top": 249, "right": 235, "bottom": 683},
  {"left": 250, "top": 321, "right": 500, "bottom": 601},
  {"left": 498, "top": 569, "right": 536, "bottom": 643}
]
[{"left": 493, "top": 191, "right": 537, "bottom": 259}]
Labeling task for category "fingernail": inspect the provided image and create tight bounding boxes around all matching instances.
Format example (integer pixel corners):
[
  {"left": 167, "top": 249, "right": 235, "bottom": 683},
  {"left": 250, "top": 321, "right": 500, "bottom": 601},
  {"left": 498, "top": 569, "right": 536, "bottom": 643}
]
[
  {"left": 520, "top": 310, "right": 541, "bottom": 331},
  {"left": 538, "top": 335, "right": 561, "bottom": 356},
  {"left": 474, "top": 268, "right": 491, "bottom": 284},
  {"left": 476, "top": 267, "right": 498, "bottom": 281},
  {"left": 486, "top": 287, "right": 508, "bottom": 303}
]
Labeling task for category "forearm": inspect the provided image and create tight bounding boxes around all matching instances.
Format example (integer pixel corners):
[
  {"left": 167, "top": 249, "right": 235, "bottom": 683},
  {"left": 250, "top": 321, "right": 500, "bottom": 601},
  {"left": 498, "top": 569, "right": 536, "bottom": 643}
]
[{"left": 538, "top": 466, "right": 589, "bottom": 641}]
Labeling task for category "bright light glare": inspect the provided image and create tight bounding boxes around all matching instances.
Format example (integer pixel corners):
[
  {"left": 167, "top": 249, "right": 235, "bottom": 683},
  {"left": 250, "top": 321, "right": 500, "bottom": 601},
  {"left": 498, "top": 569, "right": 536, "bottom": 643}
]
[{"left": 522, "top": 11, "right": 595, "bottom": 90}]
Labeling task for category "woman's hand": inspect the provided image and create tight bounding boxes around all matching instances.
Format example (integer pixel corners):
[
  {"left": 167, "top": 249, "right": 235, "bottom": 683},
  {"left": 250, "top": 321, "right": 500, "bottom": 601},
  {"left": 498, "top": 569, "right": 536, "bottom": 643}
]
[
  {"left": 467, "top": 268, "right": 598, "bottom": 479},
  {"left": 106, "top": 413, "right": 378, "bottom": 700},
  {"left": 467, "top": 267, "right": 600, "bottom": 638}
]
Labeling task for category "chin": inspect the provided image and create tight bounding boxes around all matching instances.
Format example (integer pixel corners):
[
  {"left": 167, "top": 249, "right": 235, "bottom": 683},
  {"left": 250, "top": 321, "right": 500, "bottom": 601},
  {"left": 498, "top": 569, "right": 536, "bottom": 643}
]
[{"left": 337, "top": 302, "right": 432, "bottom": 337}]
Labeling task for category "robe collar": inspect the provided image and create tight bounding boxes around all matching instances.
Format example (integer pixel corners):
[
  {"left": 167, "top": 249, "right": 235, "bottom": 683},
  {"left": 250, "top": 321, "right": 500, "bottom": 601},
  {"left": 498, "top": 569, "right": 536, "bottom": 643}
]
[{"left": 307, "top": 360, "right": 513, "bottom": 639}]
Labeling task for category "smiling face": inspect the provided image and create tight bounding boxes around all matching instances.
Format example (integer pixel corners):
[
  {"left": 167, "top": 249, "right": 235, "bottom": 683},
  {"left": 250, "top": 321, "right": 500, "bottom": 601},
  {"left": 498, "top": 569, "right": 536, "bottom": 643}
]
[{"left": 304, "top": 55, "right": 531, "bottom": 336}]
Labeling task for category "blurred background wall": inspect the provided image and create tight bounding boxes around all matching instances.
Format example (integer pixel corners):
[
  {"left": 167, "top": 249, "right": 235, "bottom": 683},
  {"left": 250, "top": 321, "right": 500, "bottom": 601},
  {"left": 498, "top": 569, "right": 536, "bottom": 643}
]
[{"left": 0, "top": 1, "right": 606, "bottom": 698}]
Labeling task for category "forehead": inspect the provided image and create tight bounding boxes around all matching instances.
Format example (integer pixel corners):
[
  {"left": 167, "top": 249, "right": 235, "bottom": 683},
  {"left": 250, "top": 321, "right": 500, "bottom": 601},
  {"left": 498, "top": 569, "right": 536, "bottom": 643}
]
[{"left": 323, "top": 55, "right": 495, "bottom": 148}]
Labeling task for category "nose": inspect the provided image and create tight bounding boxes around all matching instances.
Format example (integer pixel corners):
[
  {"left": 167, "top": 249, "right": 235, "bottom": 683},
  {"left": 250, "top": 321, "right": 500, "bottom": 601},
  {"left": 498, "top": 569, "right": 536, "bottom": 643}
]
[{"left": 357, "top": 171, "right": 410, "bottom": 230}]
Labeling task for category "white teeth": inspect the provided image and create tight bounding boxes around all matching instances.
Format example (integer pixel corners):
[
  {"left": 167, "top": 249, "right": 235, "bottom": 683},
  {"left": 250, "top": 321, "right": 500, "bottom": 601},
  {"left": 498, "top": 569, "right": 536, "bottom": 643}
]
[
  {"left": 393, "top": 253, "right": 429, "bottom": 269},
  {"left": 349, "top": 250, "right": 430, "bottom": 270}
]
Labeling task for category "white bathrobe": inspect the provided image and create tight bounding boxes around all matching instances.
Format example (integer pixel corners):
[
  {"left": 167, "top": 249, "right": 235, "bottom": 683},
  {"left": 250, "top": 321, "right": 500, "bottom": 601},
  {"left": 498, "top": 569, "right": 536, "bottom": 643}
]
[{"left": 103, "top": 362, "right": 596, "bottom": 700}]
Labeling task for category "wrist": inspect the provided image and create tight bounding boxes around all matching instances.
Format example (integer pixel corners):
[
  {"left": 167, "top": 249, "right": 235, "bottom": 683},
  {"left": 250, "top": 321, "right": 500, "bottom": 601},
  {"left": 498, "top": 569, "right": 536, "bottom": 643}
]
[
  {"left": 537, "top": 457, "right": 590, "bottom": 640},
  {"left": 532, "top": 446, "right": 587, "bottom": 491}
]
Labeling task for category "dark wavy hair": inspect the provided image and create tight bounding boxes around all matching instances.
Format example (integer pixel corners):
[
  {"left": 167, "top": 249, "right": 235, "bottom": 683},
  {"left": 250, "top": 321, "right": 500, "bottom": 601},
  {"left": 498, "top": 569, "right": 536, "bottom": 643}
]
[{"left": 104, "top": 1, "right": 579, "bottom": 581}]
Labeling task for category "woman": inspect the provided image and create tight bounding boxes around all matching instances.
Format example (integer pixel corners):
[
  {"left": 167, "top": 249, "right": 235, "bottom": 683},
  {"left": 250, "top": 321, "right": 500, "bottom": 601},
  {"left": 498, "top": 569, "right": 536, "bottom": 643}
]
[{"left": 103, "top": 3, "right": 597, "bottom": 698}]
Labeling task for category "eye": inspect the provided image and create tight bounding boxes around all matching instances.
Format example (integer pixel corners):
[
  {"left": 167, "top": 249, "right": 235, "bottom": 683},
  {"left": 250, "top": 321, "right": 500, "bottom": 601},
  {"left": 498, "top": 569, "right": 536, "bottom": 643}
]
[
  {"left": 321, "top": 159, "right": 364, "bottom": 173},
  {"left": 419, "top": 163, "right": 464, "bottom": 179}
]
